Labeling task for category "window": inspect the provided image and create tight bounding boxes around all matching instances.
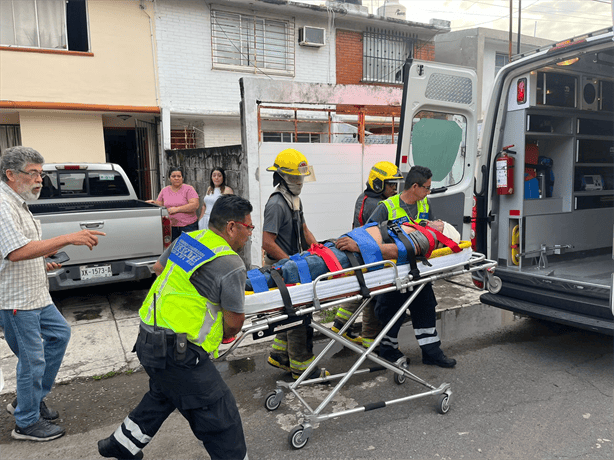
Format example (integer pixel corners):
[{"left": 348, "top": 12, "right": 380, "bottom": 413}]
[
  {"left": 40, "top": 171, "right": 129, "bottom": 199},
  {"left": 0, "top": 125, "right": 22, "bottom": 153},
  {"left": 211, "top": 10, "right": 294, "bottom": 75},
  {"left": 410, "top": 111, "right": 467, "bottom": 188},
  {"left": 1, "top": 0, "right": 89, "bottom": 51},
  {"left": 263, "top": 132, "right": 320, "bottom": 143},
  {"left": 171, "top": 129, "right": 196, "bottom": 150},
  {"left": 363, "top": 28, "right": 415, "bottom": 84},
  {"left": 495, "top": 52, "right": 509, "bottom": 78}
]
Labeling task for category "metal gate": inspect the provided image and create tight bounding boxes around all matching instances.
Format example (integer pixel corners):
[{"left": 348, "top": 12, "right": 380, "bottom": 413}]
[{"left": 136, "top": 119, "right": 161, "bottom": 200}]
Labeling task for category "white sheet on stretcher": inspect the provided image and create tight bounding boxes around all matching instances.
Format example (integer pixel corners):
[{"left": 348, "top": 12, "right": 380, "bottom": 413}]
[{"left": 244, "top": 245, "right": 473, "bottom": 316}]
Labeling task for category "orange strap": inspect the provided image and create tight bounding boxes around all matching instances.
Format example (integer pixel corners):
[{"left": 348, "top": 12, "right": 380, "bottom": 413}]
[{"left": 308, "top": 243, "right": 343, "bottom": 274}]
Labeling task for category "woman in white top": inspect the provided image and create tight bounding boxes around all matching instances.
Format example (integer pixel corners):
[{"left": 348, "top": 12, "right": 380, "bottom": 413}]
[{"left": 198, "top": 167, "right": 234, "bottom": 230}]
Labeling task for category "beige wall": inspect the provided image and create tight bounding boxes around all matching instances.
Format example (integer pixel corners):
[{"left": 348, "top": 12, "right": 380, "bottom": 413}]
[
  {"left": 19, "top": 112, "right": 105, "bottom": 163},
  {"left": 0, "top": 1, "right": 157, "bottom": 107}
]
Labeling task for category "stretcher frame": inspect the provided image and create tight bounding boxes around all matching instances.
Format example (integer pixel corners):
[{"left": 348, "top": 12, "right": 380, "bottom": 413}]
[{"left": 220, "top": 251, "right": 497, "bottom": 449}]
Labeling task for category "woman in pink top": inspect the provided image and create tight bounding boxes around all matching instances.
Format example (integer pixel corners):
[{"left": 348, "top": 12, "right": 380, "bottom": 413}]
[{"left": 147, "top": 167, "right": 199, "bottom": 241}]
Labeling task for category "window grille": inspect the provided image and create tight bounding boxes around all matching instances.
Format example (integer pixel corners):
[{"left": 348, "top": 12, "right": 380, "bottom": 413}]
[
  {"left": 211, "top": 10, "right": 294, "bottom": 75},
  {"left": 171, "top": 129, "right": 196, "bottom": 150},
  {"left": 363, "top": 28, "right": 415, "bottom": 84},
  {"left": 263, "top": 132, "right": 321, "bottom": 143}
]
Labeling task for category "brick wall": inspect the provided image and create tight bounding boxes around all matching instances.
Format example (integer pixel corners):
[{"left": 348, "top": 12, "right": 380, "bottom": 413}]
[
  {"left": 336, "top": 30, "right": 363, "bottom": 85},
  {"left": 414, "top": 41, "right": 435, "bottom": 61}
]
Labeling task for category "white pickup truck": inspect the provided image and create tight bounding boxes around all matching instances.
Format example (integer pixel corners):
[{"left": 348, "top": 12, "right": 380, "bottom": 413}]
[{"left": 28, "top": 163, "right": 172, "bottom": 291}]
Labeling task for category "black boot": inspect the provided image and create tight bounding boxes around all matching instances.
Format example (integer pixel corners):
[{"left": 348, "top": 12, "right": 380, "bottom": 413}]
[
  {"left": 98, "top": 436, "right": 143, "bottom": 459},
  {"left": 422, "top": 348, "right": 456, "bottom": 368}
]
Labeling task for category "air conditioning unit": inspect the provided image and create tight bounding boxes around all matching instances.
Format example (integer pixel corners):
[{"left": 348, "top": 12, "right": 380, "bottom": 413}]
[
  {"left": 298, "top": 26, "right": 325, "bottom": 47},
  {"left": 581, "top": 76, "right": 599, "bottom": 111}
]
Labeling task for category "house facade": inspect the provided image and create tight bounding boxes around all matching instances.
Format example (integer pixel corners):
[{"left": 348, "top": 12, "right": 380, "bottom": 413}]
[
  {"left": 153, "top": 0, "right": 450, "bottom": 153},
  {"left": 0, "top": 0, "right": 160, "bottom": 199}
]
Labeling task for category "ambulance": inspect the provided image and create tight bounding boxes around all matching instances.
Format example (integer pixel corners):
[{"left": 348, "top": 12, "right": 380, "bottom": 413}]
[{"left": 397, "top": 27, "right": 614, "bottom": 335}]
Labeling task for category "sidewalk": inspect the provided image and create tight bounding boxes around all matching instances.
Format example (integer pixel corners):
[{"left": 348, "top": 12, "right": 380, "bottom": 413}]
[{"left": 0, "top": 273, "right": 484, "bottom": 395}]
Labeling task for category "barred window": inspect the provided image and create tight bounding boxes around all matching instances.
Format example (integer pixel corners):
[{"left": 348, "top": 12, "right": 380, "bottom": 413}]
[
  {"left": 262, "top": 132, "right": 320, "bottom": 143},
  {"left": 170, "top": 129, "right": 196, "bottom": 150},
  {"left": 363, "top": 28, "right": 415, "bottom": 84},
  {"left": 211, "top": 10, "right": 294, "bottom": 75}
]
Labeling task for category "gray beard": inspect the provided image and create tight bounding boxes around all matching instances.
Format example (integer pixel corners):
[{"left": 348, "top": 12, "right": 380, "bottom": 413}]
[{"left": 19, "top": 188, "right": 41, "bottom": 201}]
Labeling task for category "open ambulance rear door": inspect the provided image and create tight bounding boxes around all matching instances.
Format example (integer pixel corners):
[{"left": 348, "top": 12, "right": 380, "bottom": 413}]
[{"left": 396, "top": 60, "right": 478, "bottom": 241}]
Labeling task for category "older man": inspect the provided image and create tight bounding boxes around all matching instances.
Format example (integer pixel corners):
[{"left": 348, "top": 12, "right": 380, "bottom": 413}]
[{"left": 0, "top": 146, "right": 104, "bottom": 441}]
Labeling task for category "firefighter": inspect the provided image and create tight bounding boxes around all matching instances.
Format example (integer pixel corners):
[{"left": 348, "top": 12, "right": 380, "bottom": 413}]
[
  {"left": 367, "top": 165, "right": 457, "bottom": 368},
  {"left": 263, "top": 148, "right": 329, "bottom": 380},
  {"left": 332, "top": 161, "right": 404, "bottom": 347},
  {"left": 97, "top": 195, "right": 252, "bottom": 460}
]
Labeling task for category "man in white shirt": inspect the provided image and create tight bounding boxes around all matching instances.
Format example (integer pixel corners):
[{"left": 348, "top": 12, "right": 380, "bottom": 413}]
[{"left": 0, "top": 146, "right": 104, "bottom": 441}]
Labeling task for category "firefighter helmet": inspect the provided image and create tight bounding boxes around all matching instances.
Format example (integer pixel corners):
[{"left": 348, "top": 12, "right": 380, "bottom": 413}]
[
  {"left": 267, "top": 149, "right": 315, "bottom": 182},
  {"left": 368, "top": 161, "right": 403, "bottom": 193}
]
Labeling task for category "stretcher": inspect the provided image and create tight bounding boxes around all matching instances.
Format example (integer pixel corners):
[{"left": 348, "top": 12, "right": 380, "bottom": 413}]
[{"left": 219, "top": 243, "right": 497, "bottom": 449}]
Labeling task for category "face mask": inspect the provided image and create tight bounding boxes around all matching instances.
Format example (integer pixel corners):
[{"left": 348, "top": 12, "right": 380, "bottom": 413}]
[{"left": 286, "top": 182, "right": 303, "bottom": 196}]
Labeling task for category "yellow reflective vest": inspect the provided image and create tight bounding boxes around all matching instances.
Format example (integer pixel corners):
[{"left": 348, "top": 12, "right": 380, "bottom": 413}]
[
  {"left": 381, "top": 193, "right": 429, "bottom": 225},
  {"left": 139, "top": 230, "right": 237, "bottom": 358}
]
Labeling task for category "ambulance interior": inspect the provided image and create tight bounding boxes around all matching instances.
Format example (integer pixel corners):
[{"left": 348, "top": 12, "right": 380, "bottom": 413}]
[{"left": 491, "top": 45, "right": 613, "bottom": 296}]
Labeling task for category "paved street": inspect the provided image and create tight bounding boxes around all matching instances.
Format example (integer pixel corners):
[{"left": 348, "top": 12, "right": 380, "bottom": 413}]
[{"left": 1, "top": 276, "right": 612, "bottom": 459}]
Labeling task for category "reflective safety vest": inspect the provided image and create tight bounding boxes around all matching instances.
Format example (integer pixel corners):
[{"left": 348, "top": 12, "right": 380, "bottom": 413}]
[
  {"left": 139, "top": 230, "right": 237, "bottom": 358},
  {"left": 381, "top": 193, "right": 429, "bottom": 226}
]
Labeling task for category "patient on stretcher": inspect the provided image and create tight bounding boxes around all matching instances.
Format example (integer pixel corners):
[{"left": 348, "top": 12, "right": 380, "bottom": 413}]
[{"left": 246, "top": 220, "right": 461, "bottom": 292}]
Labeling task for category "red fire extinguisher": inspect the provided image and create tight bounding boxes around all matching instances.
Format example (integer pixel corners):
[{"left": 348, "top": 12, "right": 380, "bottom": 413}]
[{"left": 496, "top": 145, "right": 516, "bottom": 195}]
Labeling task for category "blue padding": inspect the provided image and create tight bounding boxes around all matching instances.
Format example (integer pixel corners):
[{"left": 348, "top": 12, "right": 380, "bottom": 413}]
[
  {"left": 388, "top": 230, "right": 407, "bottom": 265},
  {"left": 387, "top": 228, "right": 416, "bottom": 266},
  {"left": 343, "top": 225, "right": 383, "bottom": 266},
  {"left": 247, "top": 269, "right": 269, "bottom": 293},
  {"left": 290, "top": 253, "right": 312, "bottom": 284}
]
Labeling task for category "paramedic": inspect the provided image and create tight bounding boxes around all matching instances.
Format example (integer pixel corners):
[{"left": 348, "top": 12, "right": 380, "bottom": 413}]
[
  {"left": 1, "top": 146, "right": 105, "bottom": 442},
  {"left": 263, "top": 149, "right": 327, "bottom": 380},
  {"left": 367, "top": 165, "right": 456, "bottom": 368},
  {"left": 332, "top": 161, "right": 403, "bottom": 348},
  {"left": 97, "top": 194, "right": 252, "bottom": 460}
]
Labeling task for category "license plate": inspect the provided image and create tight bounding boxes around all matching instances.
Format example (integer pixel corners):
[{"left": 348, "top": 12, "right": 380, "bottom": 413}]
[{"left": 80, "top": 265, "right": 112, "bottom": 280}]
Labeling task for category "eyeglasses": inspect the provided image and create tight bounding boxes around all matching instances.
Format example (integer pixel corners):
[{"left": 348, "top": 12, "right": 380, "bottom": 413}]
[
  {"left": 419, "top": 184, "right": 431, "bottom": 191},
  {"left": 17, "top": 170, "right": 48, "bottom": 180},
  {"left": 228, "top": 221, "right": 255, "bottom": 231}
]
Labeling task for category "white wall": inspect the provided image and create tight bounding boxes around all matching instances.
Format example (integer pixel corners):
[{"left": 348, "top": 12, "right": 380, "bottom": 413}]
[{"left": 155, "top": 0, "right": 337, "bottom": 146}]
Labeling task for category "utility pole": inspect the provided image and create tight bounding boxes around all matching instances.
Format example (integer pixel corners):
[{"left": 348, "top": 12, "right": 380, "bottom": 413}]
[
  {"left": 509, "top": 0, "right": 513, "bottom": 60},
  {"left": 517, "top": 0, "right": 521, "bottom": 55}
]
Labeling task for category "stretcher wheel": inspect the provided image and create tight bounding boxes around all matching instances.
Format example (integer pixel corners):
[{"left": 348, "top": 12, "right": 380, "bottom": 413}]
[
  {"left": 393, "top": 372, "right": 406, "bottom": 385},
  {"left": 289, "top": 425, "right": 309, "bottom": 449},
  {"left": 487, "top": 275, "right": 502, "bottom": 294},
  {"left": 437, "top": 394, "right": 451, "bottom": 414},
  {"left": 264, "top": 391, "right": 282, "bottom": 411}
]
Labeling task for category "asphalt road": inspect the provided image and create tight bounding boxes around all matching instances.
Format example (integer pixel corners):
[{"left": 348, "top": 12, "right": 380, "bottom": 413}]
[{"left": 1, "top": 302, "right": 612, "bottom": 460}]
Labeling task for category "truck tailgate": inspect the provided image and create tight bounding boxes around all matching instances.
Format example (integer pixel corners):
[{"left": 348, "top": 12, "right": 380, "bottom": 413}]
[{"left": 37, "top": 208, "right": 165, "bottom": 265}]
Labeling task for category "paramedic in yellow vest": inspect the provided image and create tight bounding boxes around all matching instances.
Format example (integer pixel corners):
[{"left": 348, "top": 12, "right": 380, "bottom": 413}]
[
  {"left": 366, "top": 165, "right": 457, "bottom": 368},
  {"left": 332, "top": 161, "right": 403, "bottom": 348},
  {"left": 263, "top": 148, "right": 330, "bottom": 380},
  {"left": 98, "top": 194, "right": 253, "bottom": 460}
]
